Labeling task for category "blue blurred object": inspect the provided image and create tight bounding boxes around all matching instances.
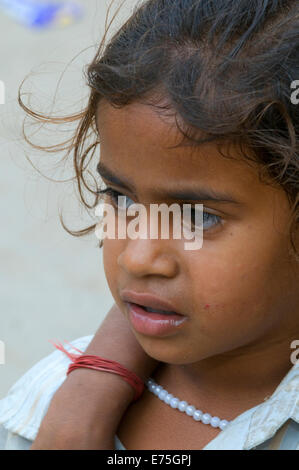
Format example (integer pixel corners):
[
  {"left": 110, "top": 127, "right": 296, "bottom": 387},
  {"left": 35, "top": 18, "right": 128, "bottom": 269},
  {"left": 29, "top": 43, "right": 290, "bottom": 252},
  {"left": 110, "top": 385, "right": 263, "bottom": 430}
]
[{"left": 0, "top": 0, "right": 83, "bottom": 28}]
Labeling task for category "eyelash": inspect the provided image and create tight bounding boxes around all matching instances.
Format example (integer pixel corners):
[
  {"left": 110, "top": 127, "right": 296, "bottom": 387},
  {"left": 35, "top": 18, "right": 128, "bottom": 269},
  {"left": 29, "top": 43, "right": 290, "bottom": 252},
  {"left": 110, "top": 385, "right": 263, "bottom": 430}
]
[{"left": 97, "top": 187, "right": 222, "bottom": 231}]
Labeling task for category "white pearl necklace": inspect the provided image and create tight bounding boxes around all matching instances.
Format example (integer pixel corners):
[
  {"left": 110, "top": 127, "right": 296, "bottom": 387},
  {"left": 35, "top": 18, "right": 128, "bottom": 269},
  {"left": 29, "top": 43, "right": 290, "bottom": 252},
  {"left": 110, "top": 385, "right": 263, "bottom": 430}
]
[{"left": 146, "top": 378, "right": 230, "bottom": 431}]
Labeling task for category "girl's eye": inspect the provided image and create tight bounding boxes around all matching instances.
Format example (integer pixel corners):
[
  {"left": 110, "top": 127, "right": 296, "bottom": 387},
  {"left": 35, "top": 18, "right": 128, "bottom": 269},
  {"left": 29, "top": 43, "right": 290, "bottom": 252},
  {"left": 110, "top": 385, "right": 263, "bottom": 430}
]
[
  {"left": 190, "top": 207, "right": 222, "bottom": 231},
  {"left": 97, "top": 187, "right": 135, "bottom": 210},
  {"left": 97, "top": 187, "right": 222, "bottom": 231}
]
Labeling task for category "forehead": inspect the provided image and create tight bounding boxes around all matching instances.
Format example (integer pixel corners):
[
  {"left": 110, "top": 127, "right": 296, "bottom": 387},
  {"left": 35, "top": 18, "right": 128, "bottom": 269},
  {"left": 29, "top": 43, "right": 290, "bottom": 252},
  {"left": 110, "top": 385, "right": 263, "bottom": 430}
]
[{"left": 95, "top": 100, "right": 266, "bottom": 198}]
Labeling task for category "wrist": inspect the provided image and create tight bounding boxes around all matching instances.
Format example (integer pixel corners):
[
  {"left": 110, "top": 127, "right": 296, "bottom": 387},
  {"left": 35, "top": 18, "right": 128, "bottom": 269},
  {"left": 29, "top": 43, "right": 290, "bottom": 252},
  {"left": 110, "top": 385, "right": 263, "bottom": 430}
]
[{"left": 63, "top": 367, "right": 135, "bottom": 429}]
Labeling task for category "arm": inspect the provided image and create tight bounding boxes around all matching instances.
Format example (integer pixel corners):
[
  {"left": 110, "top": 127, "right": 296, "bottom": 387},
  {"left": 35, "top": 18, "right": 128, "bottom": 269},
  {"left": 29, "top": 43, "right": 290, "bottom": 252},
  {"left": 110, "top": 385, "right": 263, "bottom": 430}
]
[{"left": 30, "top": 304, "right": 158, "bottom": 450}]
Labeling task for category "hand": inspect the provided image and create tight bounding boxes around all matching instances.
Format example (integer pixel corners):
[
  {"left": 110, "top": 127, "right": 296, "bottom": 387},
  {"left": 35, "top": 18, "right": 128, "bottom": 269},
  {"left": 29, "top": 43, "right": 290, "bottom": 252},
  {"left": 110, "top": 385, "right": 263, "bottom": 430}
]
[
  {"left": 30, "top": 369, "right": 134, "bottom": 449},
  {"left": 30, "top": 303, "right": 158, "bottom": 449}
]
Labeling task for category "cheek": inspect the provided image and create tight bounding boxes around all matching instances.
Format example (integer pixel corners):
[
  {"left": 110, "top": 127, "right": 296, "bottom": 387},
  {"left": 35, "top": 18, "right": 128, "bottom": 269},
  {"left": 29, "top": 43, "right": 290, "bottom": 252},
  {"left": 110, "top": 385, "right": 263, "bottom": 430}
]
[
  {"left": 188, "top": 238, "right": 289, "bottom": 334},
  {"left": 103, "top": 239, "right": 123, "bottom": 299},
  {"left": 190, "top": 245, "right": 258, "bottom": 297}
]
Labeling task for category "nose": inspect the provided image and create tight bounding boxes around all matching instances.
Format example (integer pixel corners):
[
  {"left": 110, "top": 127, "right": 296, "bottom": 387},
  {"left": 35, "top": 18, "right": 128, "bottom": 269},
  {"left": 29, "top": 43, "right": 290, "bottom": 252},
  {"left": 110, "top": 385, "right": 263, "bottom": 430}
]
[{"left": 117, "top": 238, "right": 179, "bottom": 278}]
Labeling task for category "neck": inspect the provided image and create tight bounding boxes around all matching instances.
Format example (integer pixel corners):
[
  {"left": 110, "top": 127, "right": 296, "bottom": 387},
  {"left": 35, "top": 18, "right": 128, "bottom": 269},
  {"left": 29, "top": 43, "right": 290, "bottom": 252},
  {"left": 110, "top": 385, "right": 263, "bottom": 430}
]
[{"left": 154, "top": 332, "right": 297, "bottom": 418}]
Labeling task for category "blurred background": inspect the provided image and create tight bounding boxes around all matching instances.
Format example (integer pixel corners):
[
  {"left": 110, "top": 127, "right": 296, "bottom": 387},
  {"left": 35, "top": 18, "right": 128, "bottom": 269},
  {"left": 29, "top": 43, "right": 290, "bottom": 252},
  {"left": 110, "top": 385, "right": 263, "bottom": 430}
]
[{"left": 0, "top": 0, "right": 136, "bottom": 398}]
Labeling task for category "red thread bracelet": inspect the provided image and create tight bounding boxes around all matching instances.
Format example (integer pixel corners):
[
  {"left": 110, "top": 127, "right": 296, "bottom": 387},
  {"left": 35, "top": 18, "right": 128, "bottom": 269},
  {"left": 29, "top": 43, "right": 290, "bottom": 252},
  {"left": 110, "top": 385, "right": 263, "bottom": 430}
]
[{"left": 50, "top": 340, "right": 145, "bottom": 401}]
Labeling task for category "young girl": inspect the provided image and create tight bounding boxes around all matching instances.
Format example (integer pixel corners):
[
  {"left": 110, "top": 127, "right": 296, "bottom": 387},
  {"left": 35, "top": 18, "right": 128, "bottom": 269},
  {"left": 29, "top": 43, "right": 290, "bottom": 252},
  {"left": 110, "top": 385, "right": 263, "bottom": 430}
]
[{"left": 1, "top": 0, "right": 299, "bottom": 450}]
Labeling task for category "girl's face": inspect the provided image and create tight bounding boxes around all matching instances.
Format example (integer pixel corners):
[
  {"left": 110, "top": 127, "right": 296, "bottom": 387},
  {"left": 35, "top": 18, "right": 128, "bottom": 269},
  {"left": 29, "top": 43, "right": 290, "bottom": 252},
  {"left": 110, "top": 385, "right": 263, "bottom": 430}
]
[{"left": 96, "top": 99, "right": 299, "bottom": 365}]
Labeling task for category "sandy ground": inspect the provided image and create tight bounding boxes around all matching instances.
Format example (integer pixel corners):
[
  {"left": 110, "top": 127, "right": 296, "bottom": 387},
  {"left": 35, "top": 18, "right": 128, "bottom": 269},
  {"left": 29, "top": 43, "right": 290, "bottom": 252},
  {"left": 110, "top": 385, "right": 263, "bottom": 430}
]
[{"left": 0, "top": 0, "right": 136, "bottom": 398}]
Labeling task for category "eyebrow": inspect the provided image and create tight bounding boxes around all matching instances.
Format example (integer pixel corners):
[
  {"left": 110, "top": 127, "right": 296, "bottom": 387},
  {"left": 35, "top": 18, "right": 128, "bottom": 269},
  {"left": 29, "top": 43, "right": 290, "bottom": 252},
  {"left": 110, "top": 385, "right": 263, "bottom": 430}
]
[{"left": 96, "top": 162, "right": 242, "bottom": 205}]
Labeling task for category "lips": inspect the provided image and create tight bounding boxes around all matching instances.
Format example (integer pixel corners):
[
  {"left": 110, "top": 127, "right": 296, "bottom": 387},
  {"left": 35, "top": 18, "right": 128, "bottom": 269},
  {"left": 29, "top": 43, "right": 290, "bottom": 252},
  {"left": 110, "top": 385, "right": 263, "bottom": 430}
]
[
  {"left": 120, "top": 290, "right": 184, "bottom": 316},
  {"left": 120, "top": 290, "right": 188, "bottom": 336}
]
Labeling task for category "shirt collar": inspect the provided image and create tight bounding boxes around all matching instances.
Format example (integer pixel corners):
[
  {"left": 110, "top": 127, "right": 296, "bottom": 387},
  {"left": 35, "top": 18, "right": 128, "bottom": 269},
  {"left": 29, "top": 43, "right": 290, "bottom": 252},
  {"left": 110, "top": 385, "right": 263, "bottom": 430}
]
[{"left": 244, "top": 361, "right": 299, "bottom": 449}]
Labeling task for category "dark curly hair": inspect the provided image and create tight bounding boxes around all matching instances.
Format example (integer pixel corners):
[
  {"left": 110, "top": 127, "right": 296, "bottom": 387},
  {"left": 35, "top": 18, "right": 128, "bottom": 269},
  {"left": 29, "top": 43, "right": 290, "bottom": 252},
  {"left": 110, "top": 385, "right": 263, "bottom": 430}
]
[{"left": 19, "top": 0, "right": 299, "bottom": 256}]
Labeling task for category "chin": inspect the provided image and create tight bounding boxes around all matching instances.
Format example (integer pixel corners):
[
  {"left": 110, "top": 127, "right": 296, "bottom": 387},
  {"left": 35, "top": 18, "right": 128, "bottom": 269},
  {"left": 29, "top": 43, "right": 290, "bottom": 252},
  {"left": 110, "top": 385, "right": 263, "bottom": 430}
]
[{"left": 133, "top": 333, "right": 201, "bottom": 365}]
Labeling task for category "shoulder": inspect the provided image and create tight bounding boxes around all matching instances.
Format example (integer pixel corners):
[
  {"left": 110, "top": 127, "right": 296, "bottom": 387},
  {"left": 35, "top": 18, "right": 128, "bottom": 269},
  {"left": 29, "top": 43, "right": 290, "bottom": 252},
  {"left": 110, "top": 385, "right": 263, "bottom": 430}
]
[{"left": 0, "top": 335, "right": 93, "bottom": 446}]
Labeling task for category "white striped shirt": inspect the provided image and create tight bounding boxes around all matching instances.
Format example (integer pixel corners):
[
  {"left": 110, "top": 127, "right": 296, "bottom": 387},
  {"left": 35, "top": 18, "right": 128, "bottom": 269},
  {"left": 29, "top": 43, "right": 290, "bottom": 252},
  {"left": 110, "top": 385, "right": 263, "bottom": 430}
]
[{"left": 0, "top": 335, "right": 298, "bottom": 450}]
